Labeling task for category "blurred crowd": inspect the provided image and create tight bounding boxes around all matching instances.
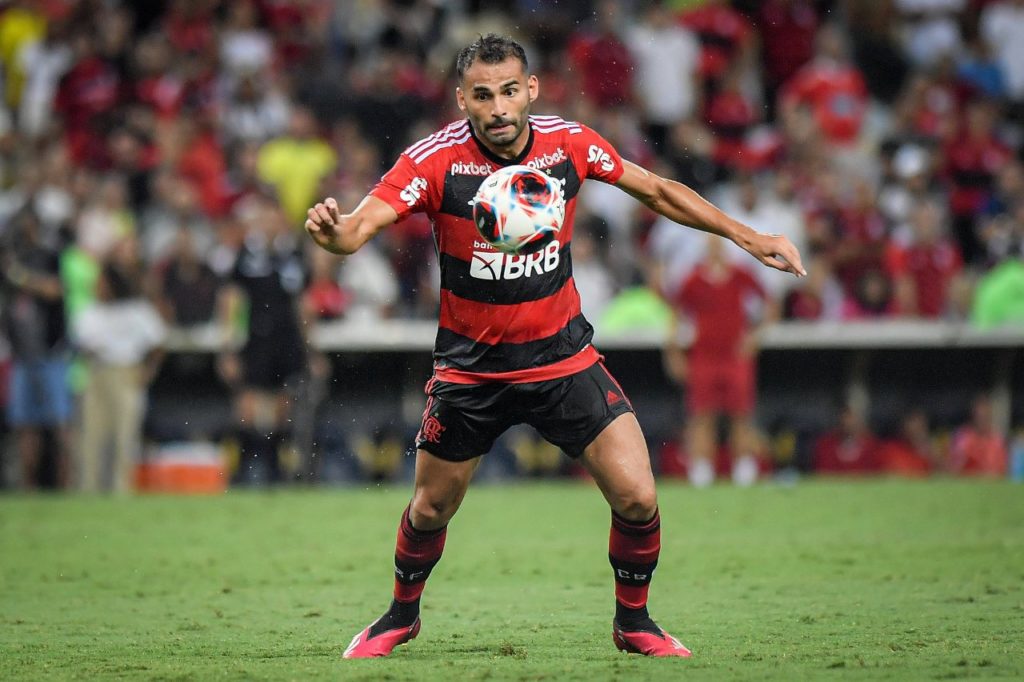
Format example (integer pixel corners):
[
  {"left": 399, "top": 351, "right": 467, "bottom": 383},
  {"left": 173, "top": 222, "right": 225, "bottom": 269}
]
[{"left": 0, "top": 0, "right": 1021, "bottom": 490}]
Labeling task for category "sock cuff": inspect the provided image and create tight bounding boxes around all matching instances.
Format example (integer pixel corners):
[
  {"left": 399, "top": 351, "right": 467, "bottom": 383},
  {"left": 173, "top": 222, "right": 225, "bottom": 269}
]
[
  {"left": 611, "top": 508, "right": 660, "bottom": 536},
  {"left": 400, "top": 504, "right": 447, "bottom": 540}
]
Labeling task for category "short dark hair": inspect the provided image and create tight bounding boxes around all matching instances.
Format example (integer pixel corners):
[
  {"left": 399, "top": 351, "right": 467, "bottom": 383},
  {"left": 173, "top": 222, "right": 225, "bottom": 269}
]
[{"left": 455, "top": 34, "right": 528, "bottom": 81}]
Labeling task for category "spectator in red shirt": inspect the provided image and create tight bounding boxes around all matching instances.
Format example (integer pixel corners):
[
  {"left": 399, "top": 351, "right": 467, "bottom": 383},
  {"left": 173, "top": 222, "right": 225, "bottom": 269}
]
[
  {"left": 678, "top": 0, "right": 755, "bottom": 87},
  {"left": 174, "top": 114, "right": 229, "bottom": 218},
  {"left": 758, "top": 0, "right": 819, "bottom": 109},
  {"left": 130, "top": 33, "right": 186, "bottom": 122},
  {"left": 878, "top": 407, "right": 936, "bottom": 477},
  {"left": 161, "top": 0, "right": 216, "bottom": 54},
  {"left": 949, "top": 394, "right": 1008, "bottom": 476},
  {"left": 706, "top": 66, "right": 757, "bottom": 171},
  {"left": 779, "top": 24, "right": 869, "bottom": 146},
  {"left": 55, "top": 32, "right": 125, "bottom": 166},
  {"left": 832, "top": 178, "right": 890, "bottom": 300},
  {"left": 567, "top": 0, "right": 633, "bottom": 109},
  {"left": 813, "top": 403, "right": 882, "bottom": 475},
  {"left": 889, "top": 199, "right": 963, "bottom": 318},
  {"left": 943, "top": 99, "right": 1012, "bottom": 264},
  {"left": 667, "top": 235, "right": 775, "bottom": 487}
]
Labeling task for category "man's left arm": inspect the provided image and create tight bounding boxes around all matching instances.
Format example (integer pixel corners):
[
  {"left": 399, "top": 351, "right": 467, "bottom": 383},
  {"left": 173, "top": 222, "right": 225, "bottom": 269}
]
[{"left": 615, "top": 160, "right": 806, "bottom": 277}]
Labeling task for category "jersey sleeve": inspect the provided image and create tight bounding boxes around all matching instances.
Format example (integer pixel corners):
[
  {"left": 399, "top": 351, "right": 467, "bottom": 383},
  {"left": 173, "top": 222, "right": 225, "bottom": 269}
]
[
  {"left": 575, "top": 124, "right": 625, "bottom": 184},
  {"left": 369, "top": 153, "right": 438, "bottom": 219}
]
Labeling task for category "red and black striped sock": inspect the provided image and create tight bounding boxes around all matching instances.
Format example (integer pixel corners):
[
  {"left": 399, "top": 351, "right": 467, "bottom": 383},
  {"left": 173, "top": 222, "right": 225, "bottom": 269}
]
[
  {"left": 609, "top": 508, "right": 661, "bottom": 632},
  {"left": 369, "top": 505, "right": 447, "bottom": 637},
  {"left": 394, "top": 505, "right": 446, "bottom": 601}
]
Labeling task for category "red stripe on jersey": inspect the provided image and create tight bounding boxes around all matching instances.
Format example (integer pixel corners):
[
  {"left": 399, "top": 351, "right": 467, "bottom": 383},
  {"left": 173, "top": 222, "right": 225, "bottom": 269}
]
[
  {"left": 439, "top": 278, "right": 581, "bottom": 346},
  {"left": 434, "top": 345, "right": 600, "bottom": 384}
]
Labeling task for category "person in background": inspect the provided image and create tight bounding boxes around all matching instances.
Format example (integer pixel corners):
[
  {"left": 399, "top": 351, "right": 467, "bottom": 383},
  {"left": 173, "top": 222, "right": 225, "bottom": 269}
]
[
  {"left": 217, "top": 195, "right": 321, "bottom": 485},
  {"left": 73, "top": 235, "right": 167, "bottom": 493},
  {"left": 949, "top": 393, "right": 1008, "bottom": 476},
  {"left": 256, "top": 106, "right": 337, "bottom": 225},
  {"left": 157, "top": 225, "right": 222, "bottom": 327},
  {"left": 667, "top": 234, "right": 777, "bottom": 487},
  {"left": 1, "top": 207, "right": 72, "bottom": 490},
  {"left": 813, "top": 403, "right": 882, "bottom": 475},
  {"left": 878, "top": 407, "right": 936, "bottom": 477},
  {"left": 888, "top": 198, "right": 963, "bottom": 318}
]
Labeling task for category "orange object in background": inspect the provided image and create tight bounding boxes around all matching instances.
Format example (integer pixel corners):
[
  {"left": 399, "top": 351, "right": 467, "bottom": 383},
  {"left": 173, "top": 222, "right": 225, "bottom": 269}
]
[{"left": 134, "top": 442, "right": 227, "bottom": 494}]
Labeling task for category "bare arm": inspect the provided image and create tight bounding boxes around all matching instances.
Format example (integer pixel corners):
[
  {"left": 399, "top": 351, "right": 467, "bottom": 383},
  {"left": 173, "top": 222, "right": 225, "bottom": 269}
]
[
  {"left": 615, "top": 160, "right": 806, "bottom": 277},
  {"left": 304, "top": 195, "right": 399, "bottom": 255}
]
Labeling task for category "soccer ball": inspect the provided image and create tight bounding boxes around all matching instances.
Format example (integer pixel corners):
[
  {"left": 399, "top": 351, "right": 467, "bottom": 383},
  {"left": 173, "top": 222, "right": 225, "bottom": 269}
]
[{"left": 470, "top": 165, "right": 565, "bottom": 254}]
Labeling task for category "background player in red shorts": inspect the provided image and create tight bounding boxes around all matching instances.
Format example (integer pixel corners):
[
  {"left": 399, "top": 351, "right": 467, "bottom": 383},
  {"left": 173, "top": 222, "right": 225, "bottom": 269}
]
[
  {"left": 667, "top": 234, "right": 776, "bottom": 488},
  {"left": 305, "top": 34, "right": 805, "bottom": 660}
]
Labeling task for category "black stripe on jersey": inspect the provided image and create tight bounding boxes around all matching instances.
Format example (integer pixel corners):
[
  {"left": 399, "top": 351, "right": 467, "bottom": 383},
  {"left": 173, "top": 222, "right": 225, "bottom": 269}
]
[
  {"left": 440, "top": 173, "right": 486, "bottom": 220},
  {"left": 434, "top": 313, "right": 594, "bottom": 373},
  {"left": 440, "top": 245, "right": 573, "bottom": 304},
  {"left": 438, "top": 160, "right": 583, "bottom": 221}
]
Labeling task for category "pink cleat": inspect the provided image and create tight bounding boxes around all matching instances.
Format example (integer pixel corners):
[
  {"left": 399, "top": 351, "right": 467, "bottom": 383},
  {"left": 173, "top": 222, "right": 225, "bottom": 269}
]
[
  {"left": 343, "top": 618, "right": 421, "bottom": 659},
  {"left": 613, "top": 621, "right": 692, "bottom": 658}
]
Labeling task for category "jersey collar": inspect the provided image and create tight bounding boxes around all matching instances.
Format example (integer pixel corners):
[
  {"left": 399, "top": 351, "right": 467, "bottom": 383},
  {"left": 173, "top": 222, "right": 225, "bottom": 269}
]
[{"left": 468, "top": 119, "right": 535, "bottom": 167}]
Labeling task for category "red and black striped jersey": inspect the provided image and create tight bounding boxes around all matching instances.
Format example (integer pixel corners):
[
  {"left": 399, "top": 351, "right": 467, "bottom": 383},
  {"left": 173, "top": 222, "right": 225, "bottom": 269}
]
[{"left": 370, "top": 115, "right": 625, "bottom": 384}]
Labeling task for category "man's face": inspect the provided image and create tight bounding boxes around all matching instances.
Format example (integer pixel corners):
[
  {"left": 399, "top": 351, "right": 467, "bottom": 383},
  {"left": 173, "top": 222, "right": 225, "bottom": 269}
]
[{"left": 457, "top": 57, "right": 537, "bottom": 151}]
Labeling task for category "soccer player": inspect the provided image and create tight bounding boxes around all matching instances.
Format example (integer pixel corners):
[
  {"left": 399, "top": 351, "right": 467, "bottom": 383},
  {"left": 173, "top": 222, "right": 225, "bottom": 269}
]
[{"left": 305, "top": 34, "right": 805, "bottom": 659}]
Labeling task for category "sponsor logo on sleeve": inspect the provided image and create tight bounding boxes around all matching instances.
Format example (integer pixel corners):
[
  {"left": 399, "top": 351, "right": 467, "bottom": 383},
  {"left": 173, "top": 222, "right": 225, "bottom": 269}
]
[
  {"left": 587, "top": 144, "right": 615, "bottom": 173},
  {"left": 400, "top": 177, "right": 428, "bottom": 207}
]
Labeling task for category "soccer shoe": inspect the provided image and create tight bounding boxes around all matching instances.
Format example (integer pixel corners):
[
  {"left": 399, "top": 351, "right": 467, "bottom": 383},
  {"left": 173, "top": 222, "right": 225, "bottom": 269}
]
[
  {"left": 613, "top": 621, "right": 692, "bottom": 658},
  {"left": 342, "top": 617, "right": 421, "bottom": 659}
]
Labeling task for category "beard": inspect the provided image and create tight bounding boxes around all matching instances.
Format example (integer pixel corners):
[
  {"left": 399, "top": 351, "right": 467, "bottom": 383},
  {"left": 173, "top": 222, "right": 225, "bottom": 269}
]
[{"left": 479, "top": 114, "right": 527, "bottom": 148}]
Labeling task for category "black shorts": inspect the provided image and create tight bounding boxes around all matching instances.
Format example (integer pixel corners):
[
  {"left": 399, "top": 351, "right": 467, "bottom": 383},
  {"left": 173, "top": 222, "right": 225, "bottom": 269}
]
[
  {"left": 241, "top": 334, "right": 306, "bottom": 390},
  {"left": 415, "top": 361, "right": 634, "bottom": 461}
]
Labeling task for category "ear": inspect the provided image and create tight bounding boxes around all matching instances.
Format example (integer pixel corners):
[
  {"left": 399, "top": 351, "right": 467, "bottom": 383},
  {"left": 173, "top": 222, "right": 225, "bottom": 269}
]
[
  {"left": 456, "top": 86, "right": 467, "bottom": 112},
  {"left": 528, "top": 74, "right": 539, "bottom": 103}
]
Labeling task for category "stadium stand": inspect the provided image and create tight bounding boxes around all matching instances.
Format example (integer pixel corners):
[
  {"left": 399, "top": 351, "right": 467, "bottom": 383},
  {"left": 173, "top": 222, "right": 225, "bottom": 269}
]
[{"left": 0, "top": 0, "right": 1021, "bottom": 489}]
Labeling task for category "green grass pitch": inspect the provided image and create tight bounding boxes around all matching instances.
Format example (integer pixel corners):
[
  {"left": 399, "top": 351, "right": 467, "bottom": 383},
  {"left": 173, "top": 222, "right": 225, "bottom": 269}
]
[{"left": 2, "top": 479, "right": 1022, "bottom": 681}]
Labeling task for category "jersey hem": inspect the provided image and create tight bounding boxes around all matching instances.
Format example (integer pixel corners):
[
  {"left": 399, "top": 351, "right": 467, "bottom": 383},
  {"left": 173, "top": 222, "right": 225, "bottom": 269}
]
[{"left": 432, "top": 345, "right": 600, "bottom": 384}]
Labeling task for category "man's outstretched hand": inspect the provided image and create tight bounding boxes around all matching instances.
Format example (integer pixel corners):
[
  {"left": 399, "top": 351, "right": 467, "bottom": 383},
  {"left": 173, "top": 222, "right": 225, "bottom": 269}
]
[
  {"left": 305, "top": 197, "right": 345, "bottom": 254},
  {"left": 745, "top": 232, "right": 807, "bottom": 277}
]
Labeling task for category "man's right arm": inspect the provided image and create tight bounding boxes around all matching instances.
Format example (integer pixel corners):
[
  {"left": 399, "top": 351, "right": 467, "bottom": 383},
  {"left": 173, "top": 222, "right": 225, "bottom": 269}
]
[{"left": 305, "top": 195, "right": 399, "bottom": 255}]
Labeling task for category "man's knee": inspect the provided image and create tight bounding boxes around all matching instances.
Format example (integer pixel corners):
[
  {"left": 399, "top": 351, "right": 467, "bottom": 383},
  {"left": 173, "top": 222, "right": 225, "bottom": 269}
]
[
  {"left": 614, "top": 487, "right": 658, "bottom": 522},
  {"left": 409, "top": 489, "right": 460, "bottom": 530}
]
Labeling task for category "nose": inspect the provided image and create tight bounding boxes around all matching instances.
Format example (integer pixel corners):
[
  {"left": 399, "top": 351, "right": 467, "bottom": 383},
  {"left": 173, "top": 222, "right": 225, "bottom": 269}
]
[{"left": 490, "top": 99, "right": 508, "bottom": 120}]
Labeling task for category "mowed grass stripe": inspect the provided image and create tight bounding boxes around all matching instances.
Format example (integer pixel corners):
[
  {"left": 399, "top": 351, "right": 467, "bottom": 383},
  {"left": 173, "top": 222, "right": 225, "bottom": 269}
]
[{"left": 1, "top": 480, "right": 1022, "bottom": 681}]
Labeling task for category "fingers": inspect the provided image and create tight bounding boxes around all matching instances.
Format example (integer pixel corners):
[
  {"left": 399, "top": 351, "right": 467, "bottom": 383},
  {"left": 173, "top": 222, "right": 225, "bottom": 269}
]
[
  {"left": 763, "top": 253, "right": 804, "bottom": 276},
  {"left": 782, "top": 243, "right": 807, "bottom": 277},
  {"left": 762, "top": 255, "right": 792, "bottom": 273},
  {"left": 306, "top": 199, "right": 343, "bottom": 239},
  {"left": 763, "top": 235, "right": 807, "bottom": 277},
  {"left": 326, "top": 197, "right": 341, "bottom": 223}
]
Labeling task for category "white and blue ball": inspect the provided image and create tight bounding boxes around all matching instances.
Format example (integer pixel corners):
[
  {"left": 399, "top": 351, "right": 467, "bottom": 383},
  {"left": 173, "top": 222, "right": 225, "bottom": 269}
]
[{"left": 471, "top": 165, "right": 565, "bottom": 255}]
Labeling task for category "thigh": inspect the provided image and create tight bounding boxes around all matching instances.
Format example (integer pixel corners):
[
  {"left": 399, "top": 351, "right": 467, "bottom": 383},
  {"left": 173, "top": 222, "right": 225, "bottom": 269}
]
[
  {"left": 411, "top": 448, "right": 481, "bottom": 529},
  {"left": 721, "top": 357, "right": 755, "bottom": 416},
  {"left": 527, "top": 362, "right": 633, "bottom": 458},
  {"left": 40, "top": 358, "right": 72, "bottom": 425},
  {"left": 6, "top": 362, "right": 32, "bottom": 426},
  {"left": 579, "top": 412, "right": 657, "bottom": 519},
  {"left": 686, "top": 357, "right": 718, "bottom": 415}
]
